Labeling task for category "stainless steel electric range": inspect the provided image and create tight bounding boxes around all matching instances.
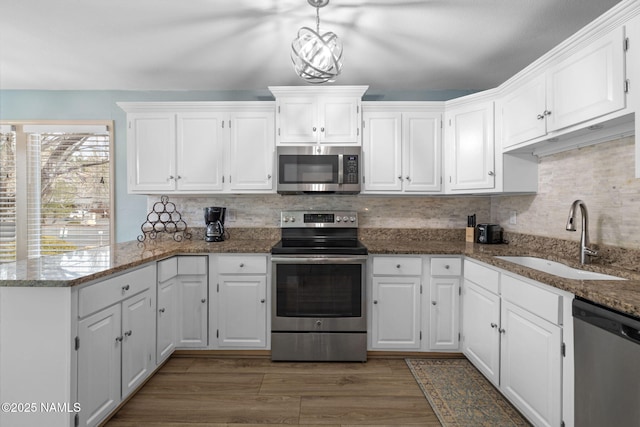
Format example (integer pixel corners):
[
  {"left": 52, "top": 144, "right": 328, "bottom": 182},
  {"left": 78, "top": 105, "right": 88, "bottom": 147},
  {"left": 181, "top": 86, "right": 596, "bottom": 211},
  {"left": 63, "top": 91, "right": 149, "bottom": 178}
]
[{"left": 270, "top": 211, "right": 368, "bottom": 362}]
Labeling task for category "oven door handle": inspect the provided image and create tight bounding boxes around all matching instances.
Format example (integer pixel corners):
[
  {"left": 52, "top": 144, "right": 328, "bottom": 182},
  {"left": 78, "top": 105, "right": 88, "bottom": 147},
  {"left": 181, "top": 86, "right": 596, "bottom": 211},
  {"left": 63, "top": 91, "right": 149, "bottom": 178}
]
[{"left": 271, "top": 255, "right": 368, "bottom": 264}]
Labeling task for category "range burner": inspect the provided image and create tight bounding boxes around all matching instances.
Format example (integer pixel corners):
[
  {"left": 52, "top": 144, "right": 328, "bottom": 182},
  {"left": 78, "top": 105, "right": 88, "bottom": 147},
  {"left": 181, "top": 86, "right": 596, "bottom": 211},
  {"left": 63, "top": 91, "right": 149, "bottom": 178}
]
[{"left": 271, "top": 211, "right": 368, "bottom": 256}]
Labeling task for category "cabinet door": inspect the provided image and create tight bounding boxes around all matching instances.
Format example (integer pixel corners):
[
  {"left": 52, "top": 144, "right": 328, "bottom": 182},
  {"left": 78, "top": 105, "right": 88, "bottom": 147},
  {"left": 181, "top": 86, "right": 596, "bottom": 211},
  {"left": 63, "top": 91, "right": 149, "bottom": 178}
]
[
  {"left": 499, "top": 74, "right": 547, "bottom": 148},
  {"left": 403, "top": 112, "right": 441, "bottom": 192},
  {"left": 362, "top": 111, "right": 402, "bottom": 192},
  {"left": 371, "top": 276, "right": 421, "bottom": 349},
  {"left": 217, "top": 275, "right": 267, "bottom": 348},
  {"left": 177, "top": 275, "right": 208, "bottom": 348},
  {"left": 500, "top": 300, "right": 562, "bottom": 427},
  {"left": 277, "top": 97, "right": 317, "bottom": 143},
  {"left": 429, "top": 277, "right": 460, "bottom": 350},
  {"left": 127, "top": 113, "right": 176, "bottom": 193},
  {"left": 319, "top": 96, "right": 361, "bottom": 144},
  {"left": 176, "top": 112, "right": 225, "bottom": 191},
  {"left": 461, "top": 279, "right": 500, "bottom": 386},
  {"left": 157, "top": 277, "right": 178, "bottom": 364},
  {"left": 121, "top": 289, "right": 155, "bottom": 398},
  {"left": 229, "top": 111, "right": 275, "bottom": 191},
  {"left": 445, "top": 101, "right": 495, "bottom": 191},
  {"left": 547, "top": 26, "right": 625, "bottom": 132},
  {"left": 77, "top": 304, "right": 122, "bottom": 427}
]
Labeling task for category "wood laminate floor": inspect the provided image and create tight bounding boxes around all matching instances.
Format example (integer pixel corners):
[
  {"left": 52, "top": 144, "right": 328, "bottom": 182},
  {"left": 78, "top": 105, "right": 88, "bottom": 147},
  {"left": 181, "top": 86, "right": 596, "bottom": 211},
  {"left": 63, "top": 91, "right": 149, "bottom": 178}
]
[{"left": 104, "top": 356, "right": 441, "bottom": 426}]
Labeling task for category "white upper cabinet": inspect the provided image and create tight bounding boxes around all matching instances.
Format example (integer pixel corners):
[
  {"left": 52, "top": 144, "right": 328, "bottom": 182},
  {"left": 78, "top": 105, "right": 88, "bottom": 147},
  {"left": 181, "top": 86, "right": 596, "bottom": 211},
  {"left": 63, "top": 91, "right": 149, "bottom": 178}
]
[
  {"left": 362, "top": 104, "right": 442, "bottom": 194},
  {"left": 126, "top": 113, "right": 176, "bottom": 193},
  {"left": 270, "top": 86, "right": 368, "bottom": 145},
  {"left": 444, "top": 100, "right": 495, "bottom": 192},
  {"left": 176, "top": 112, "right": 225, "bottom": 192},
  {"left": 499, "top": 25, "right": 627, "bottom": 150},
  {"left": 228, "top": 111, "right": 275, "bottom": 191},
  {"left": 119, "top": 102, "right": 275, "bottom": 194}
]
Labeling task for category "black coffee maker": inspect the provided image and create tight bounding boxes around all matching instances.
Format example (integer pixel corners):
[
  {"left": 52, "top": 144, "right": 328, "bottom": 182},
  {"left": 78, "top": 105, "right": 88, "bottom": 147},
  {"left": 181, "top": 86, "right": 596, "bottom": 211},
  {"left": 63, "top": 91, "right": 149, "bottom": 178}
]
[{"left": 204, "top": 207, "right": 226, "bottom": 242}]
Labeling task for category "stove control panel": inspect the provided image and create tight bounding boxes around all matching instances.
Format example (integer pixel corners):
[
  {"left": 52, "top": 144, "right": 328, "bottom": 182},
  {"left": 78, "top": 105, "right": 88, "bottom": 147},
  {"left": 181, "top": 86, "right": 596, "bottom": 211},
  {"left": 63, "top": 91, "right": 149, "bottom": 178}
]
[{"left": 280, "top": 211, "right": 358, "bottom": 228}]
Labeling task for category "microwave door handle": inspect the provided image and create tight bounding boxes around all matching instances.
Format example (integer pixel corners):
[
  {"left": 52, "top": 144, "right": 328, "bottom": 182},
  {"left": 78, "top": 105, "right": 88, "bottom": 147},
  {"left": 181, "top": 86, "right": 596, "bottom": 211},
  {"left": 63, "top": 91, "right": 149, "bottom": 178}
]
[{"left": 338, "top": 154, "right": 344, "bottom": 184}]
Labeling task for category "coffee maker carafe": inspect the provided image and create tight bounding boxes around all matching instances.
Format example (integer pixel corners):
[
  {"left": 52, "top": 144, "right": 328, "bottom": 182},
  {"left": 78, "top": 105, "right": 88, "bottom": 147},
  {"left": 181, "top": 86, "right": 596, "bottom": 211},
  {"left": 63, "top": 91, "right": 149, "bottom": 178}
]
[{"left": 204, "top": 207, "right": 226, "bottom": 242}]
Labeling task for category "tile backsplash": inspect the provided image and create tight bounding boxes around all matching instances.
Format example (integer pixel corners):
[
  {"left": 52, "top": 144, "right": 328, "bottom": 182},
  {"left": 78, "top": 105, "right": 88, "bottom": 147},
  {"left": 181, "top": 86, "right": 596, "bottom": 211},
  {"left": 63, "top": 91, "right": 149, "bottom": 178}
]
[
  {"left": 148, "top": 135, "right": 638, "bottom": 250},
  {"left": 493, "top": 135, "right": 639, "bottom": 250}
]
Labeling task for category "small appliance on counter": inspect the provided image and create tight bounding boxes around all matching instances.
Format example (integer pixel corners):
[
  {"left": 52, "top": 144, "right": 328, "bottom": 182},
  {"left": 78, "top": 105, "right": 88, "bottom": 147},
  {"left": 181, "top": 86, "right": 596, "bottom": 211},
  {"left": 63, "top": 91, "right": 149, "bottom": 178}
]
[
  {"left": 204, "top": 207, "right": 226, "bottom": 242},
  {"left": 476, "top": 223, "right": 503, "bottom": 244}
]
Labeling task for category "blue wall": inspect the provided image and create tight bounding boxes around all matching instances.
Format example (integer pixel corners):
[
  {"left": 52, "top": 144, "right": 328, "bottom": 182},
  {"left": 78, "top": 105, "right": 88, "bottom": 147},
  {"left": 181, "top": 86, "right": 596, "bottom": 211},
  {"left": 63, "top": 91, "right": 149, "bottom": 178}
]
[{"left": 0, "top": 89, "right": 475, "bottom": 242}]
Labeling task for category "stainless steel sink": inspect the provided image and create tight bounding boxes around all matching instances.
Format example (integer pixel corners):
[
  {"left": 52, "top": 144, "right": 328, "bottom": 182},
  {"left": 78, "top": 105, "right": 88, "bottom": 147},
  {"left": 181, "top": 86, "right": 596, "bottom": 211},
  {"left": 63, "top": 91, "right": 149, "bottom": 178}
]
[{"left": 495, "top": 256, "right": 627, "bottom": 280}]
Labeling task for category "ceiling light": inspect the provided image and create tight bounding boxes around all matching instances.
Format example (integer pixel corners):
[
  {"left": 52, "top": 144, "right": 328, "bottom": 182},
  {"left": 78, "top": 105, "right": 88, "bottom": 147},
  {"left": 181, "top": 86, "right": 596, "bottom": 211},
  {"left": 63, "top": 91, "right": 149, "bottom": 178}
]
[{"left": 291, "top": 0, "right": 343, "bottom": 84}]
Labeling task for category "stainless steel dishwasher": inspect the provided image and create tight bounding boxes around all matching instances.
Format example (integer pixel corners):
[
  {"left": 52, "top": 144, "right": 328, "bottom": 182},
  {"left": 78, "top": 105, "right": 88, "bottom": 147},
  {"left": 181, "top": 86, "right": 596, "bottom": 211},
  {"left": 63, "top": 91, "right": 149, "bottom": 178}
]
[{"left": 573, "top": 297, "right": 640, "bottom": 426}]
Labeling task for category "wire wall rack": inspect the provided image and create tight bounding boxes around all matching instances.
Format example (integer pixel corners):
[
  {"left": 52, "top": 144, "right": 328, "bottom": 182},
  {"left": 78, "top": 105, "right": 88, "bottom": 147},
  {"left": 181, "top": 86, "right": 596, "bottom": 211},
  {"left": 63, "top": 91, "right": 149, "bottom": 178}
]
[{"left": 137, "top": 195, "right": 192, "bottom": 243}]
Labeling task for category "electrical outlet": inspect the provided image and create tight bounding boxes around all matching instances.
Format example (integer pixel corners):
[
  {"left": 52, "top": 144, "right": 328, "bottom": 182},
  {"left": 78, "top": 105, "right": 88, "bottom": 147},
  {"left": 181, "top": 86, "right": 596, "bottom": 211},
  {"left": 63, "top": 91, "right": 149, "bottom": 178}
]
[
  {"left": 509, "top": 210, "right": 517, "bottom": 225},
  {"left": 226, "top": 209, "right": 236, "bottom": 222}
]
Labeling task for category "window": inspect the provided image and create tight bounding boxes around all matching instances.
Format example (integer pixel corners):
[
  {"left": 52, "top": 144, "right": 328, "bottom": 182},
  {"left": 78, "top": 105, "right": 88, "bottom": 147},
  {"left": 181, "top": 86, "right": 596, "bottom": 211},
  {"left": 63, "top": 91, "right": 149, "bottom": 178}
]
[{"left": 0, "top": 122, "right": 113, "bottom": 262}]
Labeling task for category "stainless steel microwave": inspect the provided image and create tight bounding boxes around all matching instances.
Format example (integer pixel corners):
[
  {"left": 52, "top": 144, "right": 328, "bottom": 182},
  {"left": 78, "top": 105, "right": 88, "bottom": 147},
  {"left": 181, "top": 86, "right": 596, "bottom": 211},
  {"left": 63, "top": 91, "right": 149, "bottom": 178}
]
[{"left": 276, "top": 146, "right": 361, "bottom": 194}]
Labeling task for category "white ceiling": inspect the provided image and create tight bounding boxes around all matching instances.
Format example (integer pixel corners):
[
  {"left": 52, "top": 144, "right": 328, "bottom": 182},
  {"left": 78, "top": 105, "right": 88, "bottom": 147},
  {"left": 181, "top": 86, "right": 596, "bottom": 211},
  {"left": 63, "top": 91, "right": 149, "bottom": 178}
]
[{"left": 0, "top": 0, "right": 623, "bottom": 93}]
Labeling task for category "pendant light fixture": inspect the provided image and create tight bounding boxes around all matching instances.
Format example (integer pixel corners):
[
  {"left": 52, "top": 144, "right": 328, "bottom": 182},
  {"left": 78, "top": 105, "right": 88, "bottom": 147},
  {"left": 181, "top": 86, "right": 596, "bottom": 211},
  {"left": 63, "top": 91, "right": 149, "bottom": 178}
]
[{"left": 291, "top": 0, "right": 343, "bottom": 84}]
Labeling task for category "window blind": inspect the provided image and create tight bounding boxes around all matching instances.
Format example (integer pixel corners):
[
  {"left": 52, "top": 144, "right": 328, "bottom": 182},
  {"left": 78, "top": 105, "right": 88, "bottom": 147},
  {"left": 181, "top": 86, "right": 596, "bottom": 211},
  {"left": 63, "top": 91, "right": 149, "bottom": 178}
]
[
  {"left": 26, "top": 132, "right": 111, "bottom": 258},
  {"left": 0, "top": 130, "right": 17, "bottom": 262}
]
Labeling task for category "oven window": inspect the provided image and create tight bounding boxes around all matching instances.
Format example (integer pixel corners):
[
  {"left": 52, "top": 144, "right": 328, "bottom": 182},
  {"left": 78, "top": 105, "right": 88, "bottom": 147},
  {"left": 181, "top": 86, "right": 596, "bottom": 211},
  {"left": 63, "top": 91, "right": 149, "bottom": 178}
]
[
  {"left": 279, "top": 155, "right": 338, "bottom": 184},
  {"left": 275, "top": 264, "right": 362, "bottom": 317}
]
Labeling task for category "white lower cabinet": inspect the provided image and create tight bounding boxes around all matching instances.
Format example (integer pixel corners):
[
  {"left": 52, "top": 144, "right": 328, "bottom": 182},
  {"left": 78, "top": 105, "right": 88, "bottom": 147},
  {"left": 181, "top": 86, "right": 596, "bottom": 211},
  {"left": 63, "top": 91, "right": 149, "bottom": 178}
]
[
  {"left": 428, "top": 257, "right": 461, "bottom": 350},
  {"left": 77, "top": 265, "right": 156, "bottom": 427},
  {"left": 213, "top": 254, "right": 269, "bottom": 349},
  {"left": 462, "top": 259, "right": 567, "bottom": 427},
  {"left": 176, "top": 256, "right": 208, "bottom": 348},
  {"left": 368, "top": 255, "right": 461, "bottom": 352}
]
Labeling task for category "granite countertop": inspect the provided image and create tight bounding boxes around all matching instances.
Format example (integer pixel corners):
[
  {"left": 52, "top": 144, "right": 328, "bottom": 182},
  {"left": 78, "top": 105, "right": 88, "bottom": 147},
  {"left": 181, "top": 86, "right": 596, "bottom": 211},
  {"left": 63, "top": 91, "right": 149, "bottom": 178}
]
[
  {"left": 1, "top": 227, "right": 639, "bottom": 318},
  {"left": 363, "top": 237, "right": 640, "bottom": 317},
  {"left": 0, "top": 237, "right": 278, "bottom": 288}
]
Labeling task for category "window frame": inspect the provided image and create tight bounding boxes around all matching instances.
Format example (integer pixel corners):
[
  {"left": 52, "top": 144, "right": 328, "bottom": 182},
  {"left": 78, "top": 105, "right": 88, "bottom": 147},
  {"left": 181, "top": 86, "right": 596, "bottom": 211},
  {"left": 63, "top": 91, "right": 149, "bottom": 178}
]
[{"left": 0, "top": 120, "right": 115, "bottom": 260}]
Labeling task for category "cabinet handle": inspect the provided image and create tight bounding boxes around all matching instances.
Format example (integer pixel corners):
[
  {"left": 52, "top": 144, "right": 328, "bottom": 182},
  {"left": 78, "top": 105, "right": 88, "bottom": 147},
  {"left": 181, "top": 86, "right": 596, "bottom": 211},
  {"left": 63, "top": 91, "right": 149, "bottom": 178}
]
[
  {"left": 168, "top": 175, "right": 174, "bottom": 181},
  {"left": 490, "top": 323, "right": 498, "bottom": 329},
  {"left": 159, "top": 308, "right": 165, "bottom": 313},
  {"left": 176, "top": 175, "right": 182, "bottom": 180},
  {"left": 373, "top": 300, "right": 378, "bottom": 304},
  {"left": 396, "top": 264, "right": 401, "bottom": 269},
  {"left": 124, "top": 330, "right": 132, "bottom": 337},
  {"left": 537, "top": 114, "right": 545, "bottom": 120},
  {"left": 260, "top": 299, "right": 266, "bottom": 303},
  {"left": 312, "top": 127, "right": 317, "bottom": 132},
  {"left": 488, "top": 171, "right": 495, "bottom": 176},
  {"left": 444, "top": 265, "right": 450, "bottom": 269},
  {"left": 544, "top": 110, "right": 552, "bottom": 116},
  {"left": 431, "top": 301, "right": 437, "bottom": 306},
  {"left": 267, "top": 174, "right": 272, "bottom": 180},
  {"left": 121, "top": 284, "right": 130, "bottom": 294},
  {"left": 201, "top": 298, "right": 206, "bottom": 303},
  {"left": 320, "top": 127, "right": 325, "bottom": 132},
  {"left": 405, "top": 176, "right": 411, "bottom": 181},
  {"left": 115, "top": 336, "right": 123, "bottom": 343},
  {"left": 397, "top": 176, "right": 403, "bottom": 181},
  {"left": 499, "top": 328, "right": 506, "bottom": 334},
  {"left": 239, "top": 263, "right": 244, "bottom": 268}
]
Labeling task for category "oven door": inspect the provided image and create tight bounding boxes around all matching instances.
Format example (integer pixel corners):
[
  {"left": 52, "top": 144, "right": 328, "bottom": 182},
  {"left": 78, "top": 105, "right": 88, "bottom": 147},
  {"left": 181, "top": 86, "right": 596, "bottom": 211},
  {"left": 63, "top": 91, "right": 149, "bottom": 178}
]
[{"left": 271, "top": 255, "right": 367, "bottom": 332}]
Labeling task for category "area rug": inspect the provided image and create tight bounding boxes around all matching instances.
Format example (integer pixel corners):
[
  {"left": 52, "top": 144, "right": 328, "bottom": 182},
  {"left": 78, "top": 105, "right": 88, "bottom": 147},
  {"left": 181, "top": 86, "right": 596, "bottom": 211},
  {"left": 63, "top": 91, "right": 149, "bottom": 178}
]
[{"left": 406, "top": 358, "right": 530, "bottom": 427}]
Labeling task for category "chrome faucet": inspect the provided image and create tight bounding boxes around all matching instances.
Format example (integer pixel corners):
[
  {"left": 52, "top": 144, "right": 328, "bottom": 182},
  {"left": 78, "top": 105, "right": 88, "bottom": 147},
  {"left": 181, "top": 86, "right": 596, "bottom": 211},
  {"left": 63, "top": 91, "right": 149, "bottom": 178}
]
[{"left": 565, "top": 200, "right": 598, "bottom": 264}]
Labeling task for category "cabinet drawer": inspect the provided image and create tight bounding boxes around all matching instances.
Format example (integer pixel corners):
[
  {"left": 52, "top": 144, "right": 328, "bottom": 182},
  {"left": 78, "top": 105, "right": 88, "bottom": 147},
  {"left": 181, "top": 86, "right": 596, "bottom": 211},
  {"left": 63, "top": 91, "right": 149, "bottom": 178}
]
[
  {"left": 501, "top": 274, "right": 562, "bottom": 325},
  {"left": 177, "top": 255, "right": 207, "bottom": 275},
  {"left": 464, "top": 259, "right": 499, "bottom": 294},
  {"left": 373, "top": 256, "right": 422, "bottom": 276},
  {"left": 218, "top": 255, "right": 267, "bottom": 275},
  {"left": 157, "top": 257, "right": 177, "bottom": 282},
  {"left": 79, "top": 264, "right": 154, "bottom": 318},
  {"left": 431, "top": 257, "right": 462, "bottom": 276}
]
